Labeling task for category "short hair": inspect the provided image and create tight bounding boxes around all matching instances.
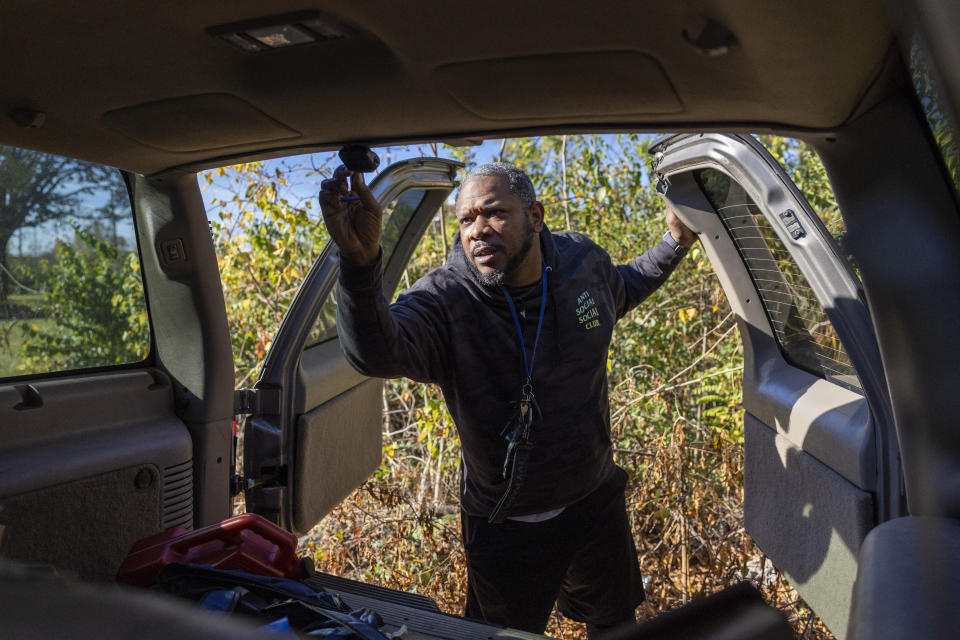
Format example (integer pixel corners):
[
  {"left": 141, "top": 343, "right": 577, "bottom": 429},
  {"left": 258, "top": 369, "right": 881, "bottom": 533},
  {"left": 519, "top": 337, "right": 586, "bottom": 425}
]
[{"left": 462, "top": 162, "right": 536, "bottom": 209}]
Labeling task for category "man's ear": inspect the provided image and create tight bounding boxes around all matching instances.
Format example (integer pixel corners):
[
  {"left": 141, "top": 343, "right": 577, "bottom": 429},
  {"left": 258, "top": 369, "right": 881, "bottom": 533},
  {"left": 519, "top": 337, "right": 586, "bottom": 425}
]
[{"left": 530, "top": 201, "right": 545, "bottom": 231}]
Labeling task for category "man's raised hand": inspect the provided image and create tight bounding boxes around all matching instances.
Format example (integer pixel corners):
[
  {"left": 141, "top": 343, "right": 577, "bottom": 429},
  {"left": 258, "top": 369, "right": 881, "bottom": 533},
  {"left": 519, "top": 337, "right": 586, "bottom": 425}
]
[
  {"left": 319, "top": 165, "right": 383, "bottom": 266},
  {"left": 665, "top": 202, "right": 697, "bottom": 248}
]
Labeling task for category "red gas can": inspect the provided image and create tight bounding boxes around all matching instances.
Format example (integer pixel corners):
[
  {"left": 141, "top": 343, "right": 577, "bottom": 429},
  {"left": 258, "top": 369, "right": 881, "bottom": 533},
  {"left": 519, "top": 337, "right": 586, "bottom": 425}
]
[{"left": 116, "top": 513, "right": 303, "bottom": 587}]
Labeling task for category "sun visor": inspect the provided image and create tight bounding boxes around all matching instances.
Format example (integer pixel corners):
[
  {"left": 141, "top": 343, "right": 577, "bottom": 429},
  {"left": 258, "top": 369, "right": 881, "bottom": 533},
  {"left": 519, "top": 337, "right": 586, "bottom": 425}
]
[
  {"left": 104, "top": 93, "right": 301, "bottom": 153},
  {"left": 435, "top": 51, "right": 683, "bottom": 120}
]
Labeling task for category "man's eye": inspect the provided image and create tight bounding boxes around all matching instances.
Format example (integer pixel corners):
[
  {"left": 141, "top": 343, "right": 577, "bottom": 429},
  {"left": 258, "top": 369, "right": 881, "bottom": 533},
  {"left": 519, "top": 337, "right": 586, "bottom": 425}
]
[{"left": 458, "top": 218, "right": 471, "bottom": 226}]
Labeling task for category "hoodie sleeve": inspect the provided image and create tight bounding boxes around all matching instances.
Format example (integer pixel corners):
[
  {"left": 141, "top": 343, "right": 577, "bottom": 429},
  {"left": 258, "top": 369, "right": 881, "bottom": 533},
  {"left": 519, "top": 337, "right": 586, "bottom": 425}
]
[
  {"left": 612, "top": 233, "right": 688, "bottom": 319},
  {"left": 336, "top": 251, "right": 448, "bottom": 383}
]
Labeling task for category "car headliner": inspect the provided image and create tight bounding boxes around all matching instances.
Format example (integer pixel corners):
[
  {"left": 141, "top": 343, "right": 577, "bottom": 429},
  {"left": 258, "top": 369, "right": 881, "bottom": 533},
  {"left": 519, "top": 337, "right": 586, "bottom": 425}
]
[{"left": 2, "top": 0, "right": 894, "bottom": 175}]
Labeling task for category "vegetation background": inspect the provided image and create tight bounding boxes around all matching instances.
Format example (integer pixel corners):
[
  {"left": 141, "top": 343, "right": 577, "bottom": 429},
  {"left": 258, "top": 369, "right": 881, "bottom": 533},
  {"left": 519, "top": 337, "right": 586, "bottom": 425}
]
[
  {"left": 2, "top": 134, "right": 839, "bottom": 638},
  {"left": 203, "top": 134, "right": 839, "bottom": 639}
]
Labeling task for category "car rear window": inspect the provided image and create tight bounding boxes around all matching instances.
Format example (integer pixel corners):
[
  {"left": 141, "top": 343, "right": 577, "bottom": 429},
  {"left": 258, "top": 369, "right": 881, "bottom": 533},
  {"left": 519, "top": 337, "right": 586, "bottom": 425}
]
[
  {"left": 0, "top": 145, "right": 150, "bottom": 378},
  {"left": 693, "top": 167, "right": 861, "bottom": 391}
]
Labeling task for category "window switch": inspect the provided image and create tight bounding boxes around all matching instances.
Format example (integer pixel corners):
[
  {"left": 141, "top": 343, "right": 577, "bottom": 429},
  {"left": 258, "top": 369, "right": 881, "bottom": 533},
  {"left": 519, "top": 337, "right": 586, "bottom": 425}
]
[
  {"left": 779, "top": 209, "right": 806, "bottom": 240},
  {"left": 161, "top": 239, "right": 186, "bottom": 264}
]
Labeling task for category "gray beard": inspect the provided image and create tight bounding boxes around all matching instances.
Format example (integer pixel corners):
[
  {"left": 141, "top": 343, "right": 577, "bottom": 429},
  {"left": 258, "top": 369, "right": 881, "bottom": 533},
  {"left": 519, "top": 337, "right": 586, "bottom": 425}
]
[{"left": 466, "top": 229, "right": 536, "bottom": 288}]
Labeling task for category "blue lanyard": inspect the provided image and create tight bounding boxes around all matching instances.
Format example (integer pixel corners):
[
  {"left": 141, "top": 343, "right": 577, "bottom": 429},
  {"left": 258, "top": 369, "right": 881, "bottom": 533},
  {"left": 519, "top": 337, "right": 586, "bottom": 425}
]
[{"left": 501, "top": 266, "right": 549, "bottom": 383}]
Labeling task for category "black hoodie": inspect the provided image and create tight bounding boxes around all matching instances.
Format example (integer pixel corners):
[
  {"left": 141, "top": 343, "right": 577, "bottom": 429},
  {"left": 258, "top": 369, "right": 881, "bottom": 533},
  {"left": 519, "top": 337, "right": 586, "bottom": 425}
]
[{"left": 337, "top": 227, "right": 686, "bottom": 517}]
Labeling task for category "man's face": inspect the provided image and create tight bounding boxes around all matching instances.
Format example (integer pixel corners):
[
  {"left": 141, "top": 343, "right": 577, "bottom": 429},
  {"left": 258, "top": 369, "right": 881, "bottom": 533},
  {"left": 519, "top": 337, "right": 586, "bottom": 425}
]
[{"left": 456, "top": 176, "right": 544, "bottom": 287}]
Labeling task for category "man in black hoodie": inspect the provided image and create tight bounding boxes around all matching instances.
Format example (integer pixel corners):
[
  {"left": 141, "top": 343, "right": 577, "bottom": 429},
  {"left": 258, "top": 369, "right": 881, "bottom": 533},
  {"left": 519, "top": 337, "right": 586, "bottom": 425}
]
[{"left": 320, "top": 162, "right": 695, "bottom": 637}]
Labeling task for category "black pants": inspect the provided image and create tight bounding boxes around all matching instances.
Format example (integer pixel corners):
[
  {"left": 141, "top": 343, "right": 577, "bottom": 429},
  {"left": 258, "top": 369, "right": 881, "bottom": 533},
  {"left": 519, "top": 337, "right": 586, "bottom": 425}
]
[{"left": 461, "top": 466, "right": 645, "bottom": 634}]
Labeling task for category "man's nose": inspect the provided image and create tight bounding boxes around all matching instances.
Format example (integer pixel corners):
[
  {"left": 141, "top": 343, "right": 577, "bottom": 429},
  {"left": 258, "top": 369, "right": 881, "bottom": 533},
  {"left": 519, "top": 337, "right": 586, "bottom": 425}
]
[{"left": 468, "top": 214, "right": 493, "bottom": 239}]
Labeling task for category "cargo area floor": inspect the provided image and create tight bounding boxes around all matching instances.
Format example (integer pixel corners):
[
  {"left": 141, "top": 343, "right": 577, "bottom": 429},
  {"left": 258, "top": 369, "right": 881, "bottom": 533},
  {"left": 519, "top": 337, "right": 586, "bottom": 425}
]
[{"left": 305, "top": 572, "right": 551, "bottom": 640}]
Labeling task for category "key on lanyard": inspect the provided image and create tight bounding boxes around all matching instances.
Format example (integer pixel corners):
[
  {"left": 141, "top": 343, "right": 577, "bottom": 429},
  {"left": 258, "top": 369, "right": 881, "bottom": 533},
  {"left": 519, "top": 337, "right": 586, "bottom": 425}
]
[
  {"left": 517, "top": 382, "right": 538, "bottom": 438},
  {"left": 501, "top": 383, "right": 539, "bottom": 479}
]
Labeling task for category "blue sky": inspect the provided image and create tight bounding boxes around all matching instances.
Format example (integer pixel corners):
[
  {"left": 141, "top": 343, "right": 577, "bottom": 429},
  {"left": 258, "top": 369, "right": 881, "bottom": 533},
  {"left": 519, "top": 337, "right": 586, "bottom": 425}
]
[
  {"left": 197, "top": 133, "right": 661, "bottom": 222},
  {"left": 198, "top": 138, "right": 511, "bottom": 220}
]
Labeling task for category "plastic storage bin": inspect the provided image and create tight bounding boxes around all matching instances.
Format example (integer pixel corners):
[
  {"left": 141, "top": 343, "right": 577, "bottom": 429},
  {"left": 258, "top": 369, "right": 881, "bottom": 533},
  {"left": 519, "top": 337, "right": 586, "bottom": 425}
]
[{"left": 116, "top": 513, "right": 303, "bottom": 586}]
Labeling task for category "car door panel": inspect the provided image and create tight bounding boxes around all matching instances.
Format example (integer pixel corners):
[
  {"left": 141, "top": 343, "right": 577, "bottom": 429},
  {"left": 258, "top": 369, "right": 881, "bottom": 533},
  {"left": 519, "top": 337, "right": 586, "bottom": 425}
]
[
  {"left": 295, "top": 336, "right": 367, "bottom": 412},
  {"left": 653, "top": 134, "right": 897, "bottom": 639},
  {"left": 745, "top": 413, "right": 873, "bottom": 636},
  {"left": 752, "top": 362, "right": 876, "bottom": 491},
  {"left": 0, "top": 369, "right": 193, "bottom": 581},
  {"left": 664, "top": 170, "right": 879, "bottom": 493},
  {"left": 668, "top": 188, "right": 874, "bottom": 637},
  {"left": 291, "top": 329, "right": 379, "bottom": 534},
  {"left": 245, "top": 158, "right": 461, "bottom": 536},
  {"left": 292, "top": 377, "right": 383, "bottom": 535}
]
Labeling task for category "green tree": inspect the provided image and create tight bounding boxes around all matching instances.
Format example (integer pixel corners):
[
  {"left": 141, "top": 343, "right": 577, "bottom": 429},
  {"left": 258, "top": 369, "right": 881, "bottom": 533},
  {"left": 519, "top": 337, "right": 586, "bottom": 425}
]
[
  {"left": 203, "top": 160, "right": 331, "bottom": 386},
  {"left": 17, "top": 224, "right": 148, "bottom": 374},
  {"left": 0, "top": 146, "right": 127, "bottom": 308}
]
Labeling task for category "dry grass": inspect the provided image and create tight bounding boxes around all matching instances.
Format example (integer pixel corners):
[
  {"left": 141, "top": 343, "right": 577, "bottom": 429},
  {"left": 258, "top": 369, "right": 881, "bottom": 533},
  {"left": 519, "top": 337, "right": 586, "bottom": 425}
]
[{"left": 300, "top": 385, "right": 835, "bottom": 640}]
